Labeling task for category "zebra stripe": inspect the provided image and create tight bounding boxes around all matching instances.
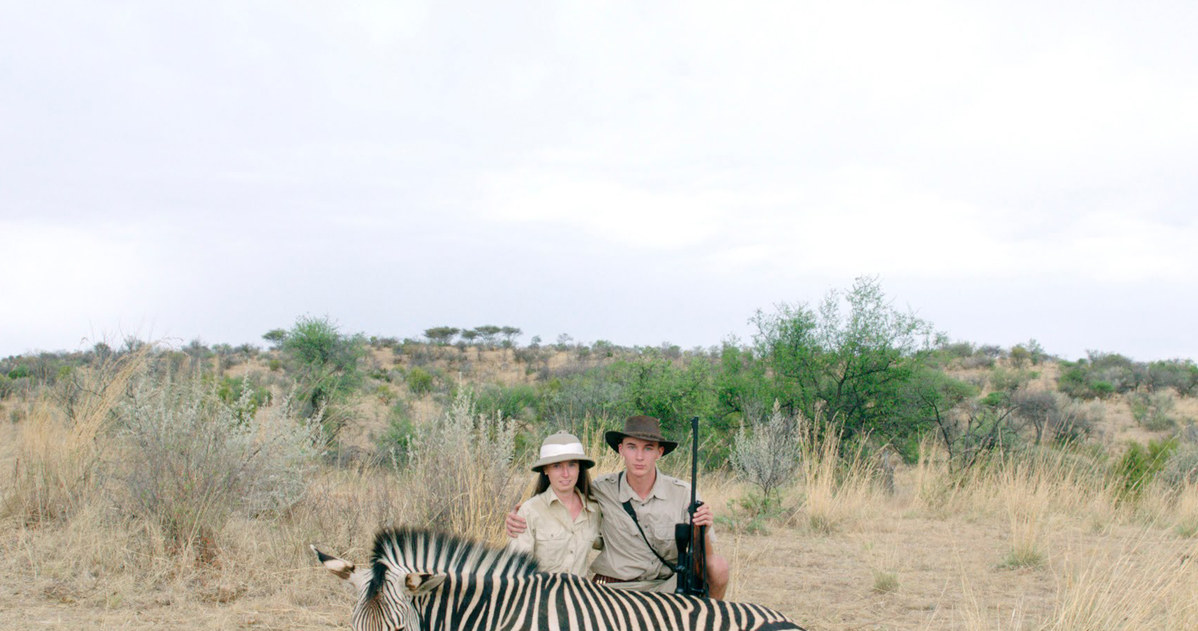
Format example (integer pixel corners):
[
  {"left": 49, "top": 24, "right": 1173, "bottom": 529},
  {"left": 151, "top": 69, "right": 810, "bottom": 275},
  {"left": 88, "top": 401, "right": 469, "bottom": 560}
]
[{"left": 326, "top": 527, "right": 804, "bottom": 631}]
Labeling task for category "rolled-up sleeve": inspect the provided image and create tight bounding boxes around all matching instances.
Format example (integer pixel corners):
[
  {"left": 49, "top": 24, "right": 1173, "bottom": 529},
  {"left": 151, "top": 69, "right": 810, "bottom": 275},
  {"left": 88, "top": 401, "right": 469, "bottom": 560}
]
[{"left": 507, "top": 503, "right": 536, "bottom": 555}]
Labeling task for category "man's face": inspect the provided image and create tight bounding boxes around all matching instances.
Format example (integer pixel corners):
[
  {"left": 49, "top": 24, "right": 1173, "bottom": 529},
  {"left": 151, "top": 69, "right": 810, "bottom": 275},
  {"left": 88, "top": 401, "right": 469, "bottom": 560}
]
[{"left": 618, "top": 436, "right": 664, "bottom": 477}]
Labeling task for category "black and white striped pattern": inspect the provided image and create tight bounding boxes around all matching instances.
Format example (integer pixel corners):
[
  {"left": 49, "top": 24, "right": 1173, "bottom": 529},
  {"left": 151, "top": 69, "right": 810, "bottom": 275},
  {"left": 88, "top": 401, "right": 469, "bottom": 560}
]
[{"left": 336, "top": 527, "right": 804, "bottom": 631}]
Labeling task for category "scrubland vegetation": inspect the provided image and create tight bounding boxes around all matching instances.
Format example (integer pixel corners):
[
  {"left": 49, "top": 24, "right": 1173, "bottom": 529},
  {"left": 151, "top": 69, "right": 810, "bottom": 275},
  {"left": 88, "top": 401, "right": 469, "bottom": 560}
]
[{"left": 4, "top": 278, "right": 1198, "bottom": 629}]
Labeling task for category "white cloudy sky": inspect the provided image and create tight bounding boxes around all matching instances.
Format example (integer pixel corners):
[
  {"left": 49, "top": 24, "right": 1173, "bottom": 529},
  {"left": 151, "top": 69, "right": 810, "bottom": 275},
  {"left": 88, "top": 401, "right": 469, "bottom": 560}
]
[{"left": 2, "top": 1, "right": 1196, "bottom": 361}]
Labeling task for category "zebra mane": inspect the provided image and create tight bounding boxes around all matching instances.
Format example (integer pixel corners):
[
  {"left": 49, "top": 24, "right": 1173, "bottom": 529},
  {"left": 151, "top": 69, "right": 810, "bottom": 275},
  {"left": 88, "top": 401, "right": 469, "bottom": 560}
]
[{"left": 365, "top": 527, "right": 539, "bottom": 601}]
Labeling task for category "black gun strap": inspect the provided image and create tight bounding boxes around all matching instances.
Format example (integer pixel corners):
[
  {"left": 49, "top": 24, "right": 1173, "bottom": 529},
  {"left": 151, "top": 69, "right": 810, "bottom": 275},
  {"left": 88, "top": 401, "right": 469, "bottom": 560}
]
[{"left": 618, "top": 473, "right": 675, "bottom": 575}]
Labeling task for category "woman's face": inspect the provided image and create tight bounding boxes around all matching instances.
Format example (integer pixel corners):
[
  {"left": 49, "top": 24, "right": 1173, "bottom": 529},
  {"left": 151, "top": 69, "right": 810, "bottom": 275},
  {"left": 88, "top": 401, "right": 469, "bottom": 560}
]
[{"left": 544, "top": 460, "right": 580, "bottom": 494}]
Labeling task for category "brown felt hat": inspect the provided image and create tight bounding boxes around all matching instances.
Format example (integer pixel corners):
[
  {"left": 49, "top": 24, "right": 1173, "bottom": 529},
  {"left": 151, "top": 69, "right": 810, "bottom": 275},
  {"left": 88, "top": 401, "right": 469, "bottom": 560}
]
[{"left": 604, "top": 415, "right": 678, "bottom": 455}]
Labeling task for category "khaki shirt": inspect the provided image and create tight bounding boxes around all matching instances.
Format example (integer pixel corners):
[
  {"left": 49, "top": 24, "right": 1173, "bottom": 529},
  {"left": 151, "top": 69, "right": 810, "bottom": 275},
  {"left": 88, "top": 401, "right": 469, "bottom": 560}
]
[
  {"left": 588, "top": 469, "right": 707, "bottom": 584},
  {"left": 508, "top": 487, "right": 601, "bottom": 575}
]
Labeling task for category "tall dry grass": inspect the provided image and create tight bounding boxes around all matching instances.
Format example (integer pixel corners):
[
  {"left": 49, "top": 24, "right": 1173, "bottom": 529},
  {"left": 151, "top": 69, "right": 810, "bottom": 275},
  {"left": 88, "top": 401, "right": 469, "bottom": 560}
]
[
  {"left": 4, "top": 350, "right": 144, "bottom": 523},
  {"left": 905, "top": 441, "right": 1198, "bottom": 630},
  {"left": 979, "top": 449, "right": 1113, "bottom": 569},
  {"left": 792, "top": 411, "right": 886, "bottom": 534},
  {"left": 1040, "top": 532, "right": 1198, "bottom": 630},
  {"left": 399, "top": 391, "right": 523, "bottom": 544}
]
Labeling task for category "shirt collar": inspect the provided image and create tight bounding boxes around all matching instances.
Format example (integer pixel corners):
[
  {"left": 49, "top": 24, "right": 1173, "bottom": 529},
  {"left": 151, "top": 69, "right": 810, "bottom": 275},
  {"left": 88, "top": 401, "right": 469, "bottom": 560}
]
[
  {"left": 618, "top": 469, "right": 667, "bottom": 503},
  {"left": 540, "top": 487, "right": 598, "bottom": 513}
]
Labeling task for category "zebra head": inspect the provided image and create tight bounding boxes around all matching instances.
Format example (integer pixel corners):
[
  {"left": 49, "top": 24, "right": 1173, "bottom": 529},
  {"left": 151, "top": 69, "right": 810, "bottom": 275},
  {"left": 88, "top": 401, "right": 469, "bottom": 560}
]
[
  {"left": 313, "top": 528, "right": 539, "bottom": 631},
  {"left": 312, "top": 543, "right": 442, "bottom": 631}
]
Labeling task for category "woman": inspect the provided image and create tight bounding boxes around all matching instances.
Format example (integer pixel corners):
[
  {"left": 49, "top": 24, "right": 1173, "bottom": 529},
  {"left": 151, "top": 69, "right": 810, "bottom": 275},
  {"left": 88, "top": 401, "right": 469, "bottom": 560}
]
[{"left": 508, "top": 431, "right": 602, "bottom": 575}]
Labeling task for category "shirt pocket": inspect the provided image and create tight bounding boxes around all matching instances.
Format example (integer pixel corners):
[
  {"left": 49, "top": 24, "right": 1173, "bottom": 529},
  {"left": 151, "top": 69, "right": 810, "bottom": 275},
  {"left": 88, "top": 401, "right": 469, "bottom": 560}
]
[
  {"left": 648, "top": 521, "right": 678, "bottom": 557},
  {"left": 534, "top": 528, "right": 571, "bottom": 562}
]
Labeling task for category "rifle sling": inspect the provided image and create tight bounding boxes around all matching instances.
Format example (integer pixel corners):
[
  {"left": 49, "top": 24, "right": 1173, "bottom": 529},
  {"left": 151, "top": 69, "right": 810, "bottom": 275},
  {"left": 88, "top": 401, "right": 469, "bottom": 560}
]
[{"left": 618, "top": 472, "right": 675, "bottom": 576}]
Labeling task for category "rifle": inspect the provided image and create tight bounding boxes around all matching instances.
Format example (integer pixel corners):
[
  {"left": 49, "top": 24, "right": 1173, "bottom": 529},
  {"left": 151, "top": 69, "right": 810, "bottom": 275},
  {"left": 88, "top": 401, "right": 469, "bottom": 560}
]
[{"left": 674, "top": 416, "right": 709, "bottom": 597}]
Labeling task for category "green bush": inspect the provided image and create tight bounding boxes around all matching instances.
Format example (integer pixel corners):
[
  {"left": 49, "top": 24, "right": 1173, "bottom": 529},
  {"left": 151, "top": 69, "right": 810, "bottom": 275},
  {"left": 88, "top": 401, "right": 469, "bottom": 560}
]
[
  {"left": 606, "top": 353, "right": 720, "bottom": 446},
  {"left": 750, "top": 276, "right": 937, "bottom": 453},
  {"left": 215, "top": 376, "right": 272, "bottom": 418},
  {"left": 1059, "top": 352, "right": 1142, "bottom": 399},
  {"left": 374, "top": 384, "right": 397, "bottom": 405},
  {"left": 1146, "top": 359, "right": 1198, "bottom": 395},
  {"left": 1113, "top": 438, "right": 1177, "bottom": 500},
  {"left": 535, "top": 369, "right": 623, "bottom": 434},
  {"left": 474, "top": 383, "right": 539, "bottom": 422},
  {"left": 406, "top": 367, "right": 435, "bottom": 395},
  {"left": 1090, "top": 381, "right": 1115, "bottom": 399},
  {"left": 377, "top": 404, "right": 417, "bottom": 466},
  {"left": 1129, "top": 391, "right": 1177, "bottom": 432},
  {"left": 278, "top": 315, "right": 366, "bottom": 435},
  {"left": 722, "top": 490, "right": 785, "bottom": 534}
]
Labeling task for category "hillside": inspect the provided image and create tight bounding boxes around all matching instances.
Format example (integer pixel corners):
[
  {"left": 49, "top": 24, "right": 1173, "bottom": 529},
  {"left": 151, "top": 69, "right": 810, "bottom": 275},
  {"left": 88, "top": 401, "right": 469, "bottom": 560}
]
[{"left": 4, "top": 329, "right": 1198, "bottom": 630}]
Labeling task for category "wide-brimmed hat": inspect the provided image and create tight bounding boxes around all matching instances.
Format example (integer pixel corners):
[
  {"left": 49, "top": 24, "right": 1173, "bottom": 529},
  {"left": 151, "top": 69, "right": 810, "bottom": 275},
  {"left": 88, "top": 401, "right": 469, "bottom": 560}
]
[
  {"left": 531, "top": 431, "right": 595, "bottom": 472},
  {"left": 604, "top": 415, "right": 678, "bottom": 455}
]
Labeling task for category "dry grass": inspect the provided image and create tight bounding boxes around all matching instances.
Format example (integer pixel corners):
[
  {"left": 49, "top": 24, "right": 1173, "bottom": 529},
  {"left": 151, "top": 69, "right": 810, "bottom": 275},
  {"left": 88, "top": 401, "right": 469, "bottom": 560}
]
[
  {"left": 4, "top": 352, "right": 144, "bottom": 523},
  {"left": 6, "top": 356, "right": 1198, "bottom": 630},
  {"left": 791, "top": 413, "right": 883, "bottom": 535},
  {"left": 6, "top": 444, "right": 1198, "bottom": 630}
]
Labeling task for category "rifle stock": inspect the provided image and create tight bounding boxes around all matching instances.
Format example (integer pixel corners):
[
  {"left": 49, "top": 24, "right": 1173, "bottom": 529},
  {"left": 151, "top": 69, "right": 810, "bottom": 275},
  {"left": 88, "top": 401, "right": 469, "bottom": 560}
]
[{"left": 674, "top": 416, "right": 709, "bottom": 597}]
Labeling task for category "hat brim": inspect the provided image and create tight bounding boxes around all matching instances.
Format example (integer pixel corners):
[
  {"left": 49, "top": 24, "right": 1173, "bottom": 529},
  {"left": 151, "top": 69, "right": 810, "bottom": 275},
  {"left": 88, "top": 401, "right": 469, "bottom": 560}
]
[
  {"left": 532, "top": 454, "right": 596, "bottom": 472},
  {"left": 604, "top": 430, "right": 678, "bottom": 456}
]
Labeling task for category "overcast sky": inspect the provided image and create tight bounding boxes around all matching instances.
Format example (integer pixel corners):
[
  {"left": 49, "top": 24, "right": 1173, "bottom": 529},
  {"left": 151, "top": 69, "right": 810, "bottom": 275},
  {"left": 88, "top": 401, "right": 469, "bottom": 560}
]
[{"left": 2, "top": 2, "right": 1196, "bottom": 362}]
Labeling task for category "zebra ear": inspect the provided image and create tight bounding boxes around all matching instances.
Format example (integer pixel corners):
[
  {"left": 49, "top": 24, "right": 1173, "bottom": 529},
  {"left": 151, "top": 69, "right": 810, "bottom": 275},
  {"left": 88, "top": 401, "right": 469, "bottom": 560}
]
[
  {"left": 404, "top": 573, "right": 448, "bottom": 595},
  {"left": 312, "top": 545, "right": 356, "bottom": 580}
]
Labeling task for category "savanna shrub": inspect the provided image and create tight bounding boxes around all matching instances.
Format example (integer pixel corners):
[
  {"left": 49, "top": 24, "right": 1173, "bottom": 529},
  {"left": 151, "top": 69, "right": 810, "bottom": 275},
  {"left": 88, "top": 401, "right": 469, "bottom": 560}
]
[
  {"left": 1113, "top": 438, "right": 1178, "bottom": 500},
  {"left": 474, "top": 383, "right": 539, "bottom": 422},
  {"left": 402, "top": 391, "right": 520, "bottom": 541},
  {"left": 1146, "top": 359, "right": 1198, "bottom": 395},
  {"left": 1129, "top": 391, "right": 1177, "bottom": 432},
  {"left": 1160, "top": 442, "right": 1198, "bottom": 489},
  {"left": 732, "top": 400, "right": 799, "bottom": 499},
  {"left": 405, "top": 366, "right": 435, "bottom": 395},
  {"left": 377, "top": 411, "right": 418, "bottom": 466},
  {"left": 279, "top": 316, "right": 365, "bottom": 428},
  {"left": 215, "top": 376, "right": 272, "bottom": 416},
  {"left": 115, "top": 373, "right": 323, "bottom": 548}
]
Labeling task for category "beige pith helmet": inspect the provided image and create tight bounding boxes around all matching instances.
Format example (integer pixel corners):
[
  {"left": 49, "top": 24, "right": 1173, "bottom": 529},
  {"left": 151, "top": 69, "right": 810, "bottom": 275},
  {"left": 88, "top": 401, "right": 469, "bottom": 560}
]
[{"left": 531, "top": 431, "right": 595, "bottom": 472}]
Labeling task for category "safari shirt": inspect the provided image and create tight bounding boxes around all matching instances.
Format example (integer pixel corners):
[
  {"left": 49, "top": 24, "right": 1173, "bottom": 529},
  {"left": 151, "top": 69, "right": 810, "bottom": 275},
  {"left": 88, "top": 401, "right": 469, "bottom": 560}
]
[
  {"left": 508, "top": 487, "right": 601, "bottom": 575},
  {"left": 588, "top": 469, "right": 708, "bottom": 585}
]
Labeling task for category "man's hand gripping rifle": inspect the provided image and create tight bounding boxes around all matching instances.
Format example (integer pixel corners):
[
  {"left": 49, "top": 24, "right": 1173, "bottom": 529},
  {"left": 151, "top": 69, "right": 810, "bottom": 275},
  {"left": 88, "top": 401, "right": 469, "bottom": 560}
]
[{"left": 674, "top": 416, "right": 709, "bottom": 597}]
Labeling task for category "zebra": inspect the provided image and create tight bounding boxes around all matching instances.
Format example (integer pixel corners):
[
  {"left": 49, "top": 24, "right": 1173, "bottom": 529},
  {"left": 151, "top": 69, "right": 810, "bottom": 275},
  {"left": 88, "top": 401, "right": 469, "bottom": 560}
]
[{"left": 313, "top": 526, "right": 805, "bottom": 631}]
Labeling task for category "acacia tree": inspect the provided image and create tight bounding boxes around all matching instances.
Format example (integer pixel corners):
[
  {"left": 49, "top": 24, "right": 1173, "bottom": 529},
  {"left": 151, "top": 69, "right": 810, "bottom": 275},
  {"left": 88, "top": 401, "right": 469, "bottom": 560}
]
[
  {"left": 473, "top": 325, "right": 502, "bottom": 347},
  {"left": 424, "top": 327, "right": 460, "bottom": 346},
  {"left": 752, "top": 277, "right": 937, "bottom": 453},
  {"left": 500, "top": 326, "right": 522, "bottom": 347}
]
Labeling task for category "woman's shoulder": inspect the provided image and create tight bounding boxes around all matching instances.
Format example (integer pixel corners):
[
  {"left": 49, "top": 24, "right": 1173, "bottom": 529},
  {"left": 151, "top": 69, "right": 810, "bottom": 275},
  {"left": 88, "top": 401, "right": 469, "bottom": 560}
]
[{"left": 519, "top": 489, "right": 554, "bottom": 515}]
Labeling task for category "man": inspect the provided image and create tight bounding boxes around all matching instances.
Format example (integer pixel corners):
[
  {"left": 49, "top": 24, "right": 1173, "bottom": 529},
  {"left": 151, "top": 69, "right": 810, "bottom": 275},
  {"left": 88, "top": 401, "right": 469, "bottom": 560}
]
[{"left": 506, "top": 415, "right": 730, "bottom": 599}]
